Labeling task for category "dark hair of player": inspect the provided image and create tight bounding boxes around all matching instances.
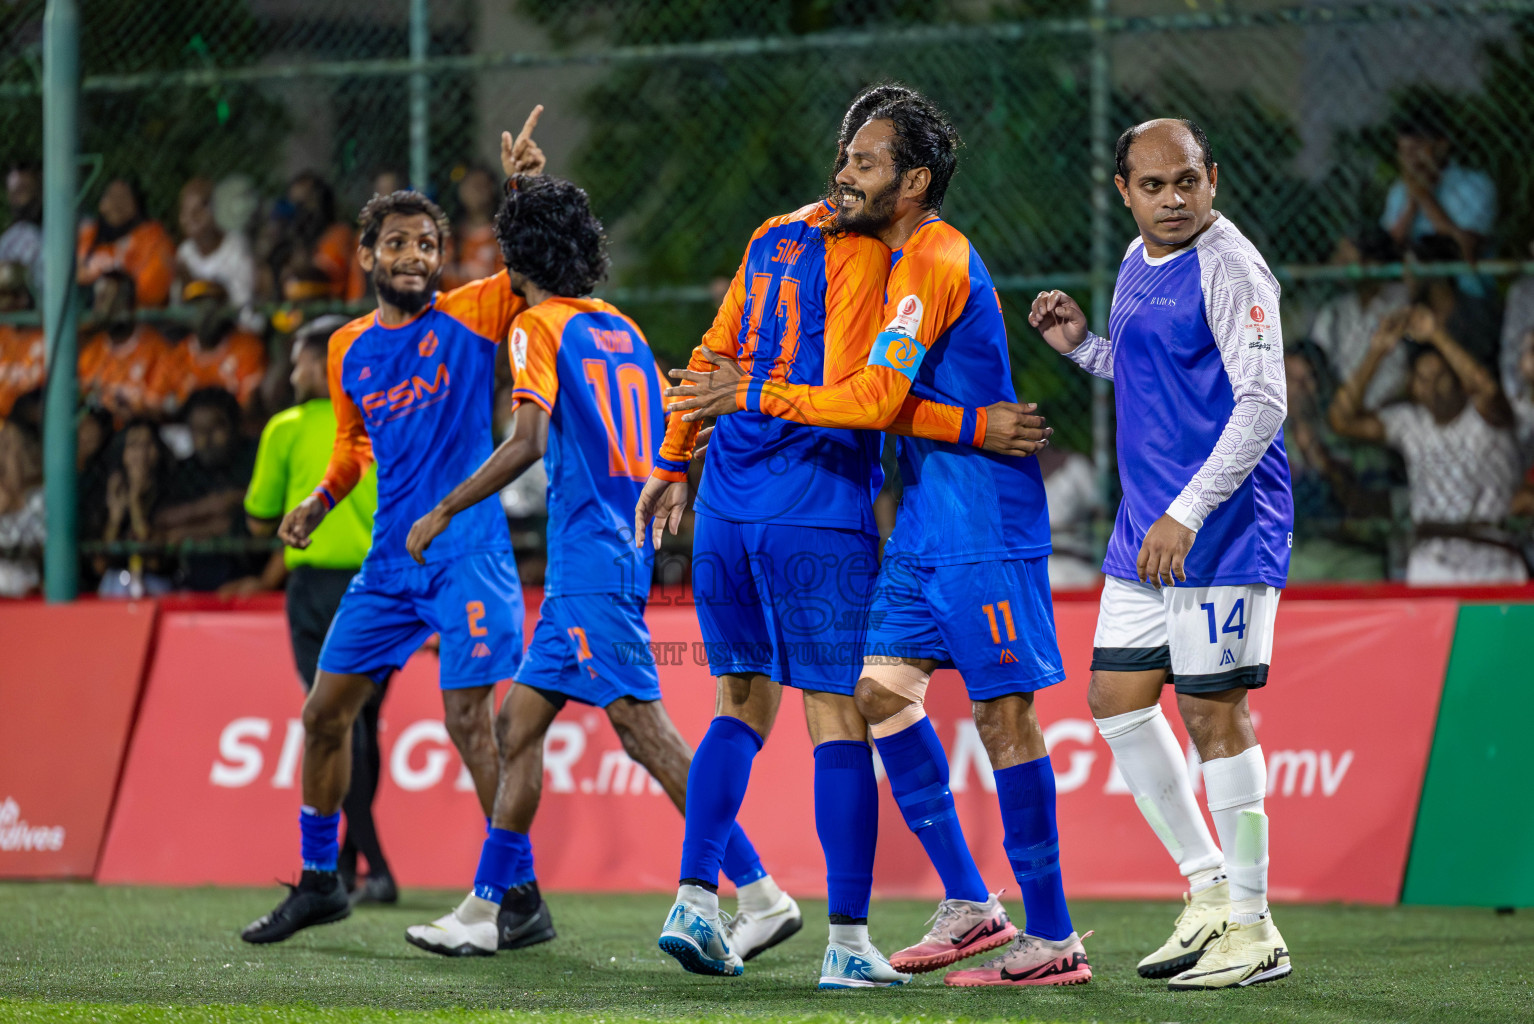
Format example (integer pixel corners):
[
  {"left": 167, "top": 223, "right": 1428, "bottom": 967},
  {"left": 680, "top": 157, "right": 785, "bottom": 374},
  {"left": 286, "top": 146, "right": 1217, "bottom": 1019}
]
[
  {"left": 836, "top": 82, "right": 917, "bottom": 166},
  {"left": 865, "top": 94, "right": 961, "bottom": 212},
  {"left": 357, "top": 190, "right": 451, "bottom": 251},
  {"left": 1114, "top": 119, "right": 1214, "bottom": 182},
  {"left": 494, "top": 174, "right": 610, "bottom": 298},
  {"left": 295, "top": 314, "right": 352, "bottom": 359}
]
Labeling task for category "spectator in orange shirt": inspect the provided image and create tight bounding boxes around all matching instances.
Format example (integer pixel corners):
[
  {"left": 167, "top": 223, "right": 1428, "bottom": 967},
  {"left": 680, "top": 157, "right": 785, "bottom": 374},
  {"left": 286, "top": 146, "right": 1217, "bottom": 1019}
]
[
  {"left": 78, "top": 271, "right": 172, "bottom": 424},
  {"left": 76, "top": 178, "right": 177, "bottom": 308},
  {"left": 154, "top": 280, "right": 267, "bottom": 411},
  {"left": 0, "top": 262, "right": 44, "bottom": 419},
  {"left": 441, "top": 165, "right": 504, "bottom": 290}
]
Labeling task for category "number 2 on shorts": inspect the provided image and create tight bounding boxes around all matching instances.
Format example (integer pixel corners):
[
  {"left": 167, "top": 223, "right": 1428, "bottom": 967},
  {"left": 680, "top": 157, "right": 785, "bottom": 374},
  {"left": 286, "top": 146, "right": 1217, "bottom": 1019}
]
[
  {"left": 1199, "top": 598, "right": 1246, "bottom": 645},
  {"left": 466, "top": 601, "right": 488, "bottom": 637}
]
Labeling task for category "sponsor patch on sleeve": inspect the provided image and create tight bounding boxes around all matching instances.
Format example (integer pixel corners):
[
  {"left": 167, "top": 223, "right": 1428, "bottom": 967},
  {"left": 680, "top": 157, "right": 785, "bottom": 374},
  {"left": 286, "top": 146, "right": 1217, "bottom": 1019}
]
[
  {"left": 888, "top": 294, "right": 924, "bottom": 339},
  {"left": 509, "top": 326, "right": 528, "bottom": 373}
]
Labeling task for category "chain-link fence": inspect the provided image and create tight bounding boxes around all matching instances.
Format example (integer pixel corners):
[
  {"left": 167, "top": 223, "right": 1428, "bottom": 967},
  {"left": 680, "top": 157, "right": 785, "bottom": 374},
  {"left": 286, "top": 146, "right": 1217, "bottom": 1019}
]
[{"left": 2, "top": 0, "right": 1533, "bottom": 589}]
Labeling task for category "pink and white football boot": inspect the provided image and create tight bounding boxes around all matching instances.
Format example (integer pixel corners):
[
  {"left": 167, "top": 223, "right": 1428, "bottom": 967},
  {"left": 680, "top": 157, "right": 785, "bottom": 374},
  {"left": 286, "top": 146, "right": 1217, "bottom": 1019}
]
[{"left": 888, "top": 893, "right": 1018, "bottom": 973}]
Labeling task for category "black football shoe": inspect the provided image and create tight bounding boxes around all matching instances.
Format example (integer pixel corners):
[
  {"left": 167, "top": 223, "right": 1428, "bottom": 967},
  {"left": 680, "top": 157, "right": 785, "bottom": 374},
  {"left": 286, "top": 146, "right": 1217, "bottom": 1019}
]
[
  {"left": 350, "top": 873, "right": 399, "bottom": 906},
  {"left": 241, "top": 870, "right": 351, "bottom": 944},
  {"left": 498, "top": 881, "right": 557, "bottom": 950}
]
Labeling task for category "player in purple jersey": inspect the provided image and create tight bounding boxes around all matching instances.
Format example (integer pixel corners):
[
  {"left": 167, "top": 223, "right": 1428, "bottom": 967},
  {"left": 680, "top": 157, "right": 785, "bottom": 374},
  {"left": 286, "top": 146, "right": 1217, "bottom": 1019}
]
[
  {"left": 396, "top": 174, "right": 793, "bottom": 961},
  {"left": 1031, "top": 118, "right": 1293, "bottom": 989},
  {"left": 240, "top": 111, "right": 546, "bottom": 946}
]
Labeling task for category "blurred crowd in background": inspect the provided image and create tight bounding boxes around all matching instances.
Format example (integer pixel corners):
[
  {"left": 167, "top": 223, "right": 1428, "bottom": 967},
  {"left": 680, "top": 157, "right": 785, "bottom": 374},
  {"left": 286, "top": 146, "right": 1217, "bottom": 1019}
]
[{"left": 0, "top": 108, "right": 1532, "bottom": 599}]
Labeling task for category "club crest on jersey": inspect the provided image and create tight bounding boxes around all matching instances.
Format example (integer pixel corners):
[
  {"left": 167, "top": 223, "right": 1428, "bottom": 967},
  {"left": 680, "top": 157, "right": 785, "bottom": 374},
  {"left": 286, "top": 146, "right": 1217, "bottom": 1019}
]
[
  {"left": 418, "top": 330, "right": 439, "bottom": 357},
  {"left": 510, "top": 327, "right": 529, "bottom": 372},
  {"left": 1249, "top": 305, "right": 1266, "bottom": 323}
]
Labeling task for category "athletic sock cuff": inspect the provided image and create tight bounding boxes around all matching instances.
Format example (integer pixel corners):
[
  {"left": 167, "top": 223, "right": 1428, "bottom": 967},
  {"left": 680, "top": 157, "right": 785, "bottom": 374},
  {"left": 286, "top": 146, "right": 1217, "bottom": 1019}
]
[
  {"left": 814, "top": 740, "right": 872, "bottom": 769},
  {"left": 712, "top": 715, "right": 764, "bottom": 752},
  {"left": 1203, "top": 745, "right": 1266, "bottom": 811},
  {"left": 1092, "top": 704, "right": 1163, "bottom": 740},
  {"left": 994, "top": 755, "right": 1054, "bottom": 813}
]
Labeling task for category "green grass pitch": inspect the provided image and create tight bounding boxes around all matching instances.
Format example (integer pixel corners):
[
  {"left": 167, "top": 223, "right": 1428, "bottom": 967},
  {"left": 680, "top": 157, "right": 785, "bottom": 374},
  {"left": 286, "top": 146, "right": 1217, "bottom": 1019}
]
[{"left": 0, "top": 884, "right": 1531, "bottom": 1023}]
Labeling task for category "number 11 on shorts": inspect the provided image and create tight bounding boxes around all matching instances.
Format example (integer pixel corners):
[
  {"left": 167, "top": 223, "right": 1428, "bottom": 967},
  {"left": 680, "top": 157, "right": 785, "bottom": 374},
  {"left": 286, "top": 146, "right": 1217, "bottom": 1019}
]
[
  {"left": 982, "top": 601, "right": 1017, "bottom": 644},
  {"left": 1199, "top": 598, "right": 1246, "bottom": 644}
]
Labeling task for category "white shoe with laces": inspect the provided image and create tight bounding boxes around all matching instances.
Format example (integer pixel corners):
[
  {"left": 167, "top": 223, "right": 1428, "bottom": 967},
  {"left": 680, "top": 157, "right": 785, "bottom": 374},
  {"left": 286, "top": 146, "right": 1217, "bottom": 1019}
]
[{"left": 725, "top": 890, "right": 802, "bottom": 961}]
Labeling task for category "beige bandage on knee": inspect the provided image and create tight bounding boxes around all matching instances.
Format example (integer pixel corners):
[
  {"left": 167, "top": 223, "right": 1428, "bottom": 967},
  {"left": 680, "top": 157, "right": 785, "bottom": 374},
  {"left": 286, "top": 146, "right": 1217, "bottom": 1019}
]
[{"left": 863, "top": 661, "right": 931, "bottom": 738}]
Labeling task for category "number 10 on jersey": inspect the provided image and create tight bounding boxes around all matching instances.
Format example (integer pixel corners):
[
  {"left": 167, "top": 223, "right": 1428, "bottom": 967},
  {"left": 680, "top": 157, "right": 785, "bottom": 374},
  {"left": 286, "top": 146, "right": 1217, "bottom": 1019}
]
[{"left": 582, "top": 358, "right": 653, "bottom": 481}]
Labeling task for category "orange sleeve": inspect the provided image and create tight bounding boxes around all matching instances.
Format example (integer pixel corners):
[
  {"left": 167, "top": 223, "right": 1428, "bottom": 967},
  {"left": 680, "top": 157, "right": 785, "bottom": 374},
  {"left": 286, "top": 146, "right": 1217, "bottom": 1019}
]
[
  {"left": 436, "top": 272, "right": 527, "bottom": 346},
  {"left": 508, "top": 308, "right": 562, "bottom": 414},
  {"left": 127, "top": 223, "right": 177, "bottom": 307},
  {"left": 315, "top": 320, "right": 375, "bottom": 509},
  {"left": 654, "top": 256, "right": 748, "bottom": 480}
]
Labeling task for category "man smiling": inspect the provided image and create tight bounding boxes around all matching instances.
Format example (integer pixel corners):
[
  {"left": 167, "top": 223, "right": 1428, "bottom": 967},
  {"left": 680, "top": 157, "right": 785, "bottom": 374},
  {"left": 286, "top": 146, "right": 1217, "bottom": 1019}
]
[{"left": 240, "top": 109, "right": 546, "bottom": 946}]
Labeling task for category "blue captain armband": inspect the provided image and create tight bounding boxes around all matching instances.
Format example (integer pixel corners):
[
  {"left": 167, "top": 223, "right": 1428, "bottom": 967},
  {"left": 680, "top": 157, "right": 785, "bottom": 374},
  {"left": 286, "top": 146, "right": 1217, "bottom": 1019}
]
[{"left": 868, "top": 330, "right": 926, "bottom": 383}]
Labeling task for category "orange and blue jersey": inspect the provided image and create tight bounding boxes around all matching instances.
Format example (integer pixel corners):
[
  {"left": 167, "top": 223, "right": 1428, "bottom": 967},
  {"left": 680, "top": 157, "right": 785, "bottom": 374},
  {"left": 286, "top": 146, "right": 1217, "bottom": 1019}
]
[
  {"left": 656, "top": 202, "right": 889, "bottom": 532},
  {"left": 317, "top": 273, "right": 525, "bottom": 566},
  {"left": 741, "top": 217, "right": 1051, "bottom": 566},
  {"left": 510, "top": 295, "right": 663, "bottom": 599}
]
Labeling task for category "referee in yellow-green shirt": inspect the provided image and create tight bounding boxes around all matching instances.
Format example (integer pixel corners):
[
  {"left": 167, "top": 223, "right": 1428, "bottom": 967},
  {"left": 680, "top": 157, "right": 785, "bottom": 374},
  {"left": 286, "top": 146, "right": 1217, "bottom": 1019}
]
[{"left": 244, "top": 315, "right": 395, "bottom": 905}]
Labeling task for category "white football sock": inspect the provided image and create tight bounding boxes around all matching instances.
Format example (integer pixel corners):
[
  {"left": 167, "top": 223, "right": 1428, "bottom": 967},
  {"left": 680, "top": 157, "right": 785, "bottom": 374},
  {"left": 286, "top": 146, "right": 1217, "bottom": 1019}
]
[
  {"left": 1188, "top": 865, "right": 1228, "bottom": 896},
  {"left": 736, "top": 875, "right": 783, "bottom": 914},
  {"left": 1202, "top": 745, "right": 1269, "bottom": 924},
  {"left": 455, "top": 892, "right": 499, "bottom": 924},
  {"left": 1095, "top": 705, "right": 1225, "bottom": 879},
  {"left": 828, "top": 922, "right": 870, "bottom": 952},
  {"left": 677, "top": 883, "right": 719, "bottom": 917}
]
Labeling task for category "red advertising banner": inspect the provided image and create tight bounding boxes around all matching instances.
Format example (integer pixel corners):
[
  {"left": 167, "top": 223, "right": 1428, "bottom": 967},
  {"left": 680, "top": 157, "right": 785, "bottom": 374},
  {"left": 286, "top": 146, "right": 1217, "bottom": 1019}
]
[
  {"left": 96, "top": 595, "right": 1456, "bottom": 905},
  {"left": 0, "top": 601, "right": 158, "bottom": 878}
]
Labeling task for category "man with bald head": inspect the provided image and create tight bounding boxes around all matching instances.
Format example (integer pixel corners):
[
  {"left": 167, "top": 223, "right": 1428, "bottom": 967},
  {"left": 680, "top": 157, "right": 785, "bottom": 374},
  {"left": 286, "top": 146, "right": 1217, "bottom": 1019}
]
[{"left": 1030, "top": 118, "right": 1293, "bottom": 990}]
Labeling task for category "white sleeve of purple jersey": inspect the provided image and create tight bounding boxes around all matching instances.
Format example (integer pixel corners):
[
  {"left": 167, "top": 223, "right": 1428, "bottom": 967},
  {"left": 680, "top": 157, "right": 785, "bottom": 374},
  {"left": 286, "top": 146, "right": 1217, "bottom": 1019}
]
[
  {"left": 1065, "top": 332, "right": 1115, "bottom": 380},
  {"left": 1166, "top": 246, "right": 1288, "bottom": 532}
]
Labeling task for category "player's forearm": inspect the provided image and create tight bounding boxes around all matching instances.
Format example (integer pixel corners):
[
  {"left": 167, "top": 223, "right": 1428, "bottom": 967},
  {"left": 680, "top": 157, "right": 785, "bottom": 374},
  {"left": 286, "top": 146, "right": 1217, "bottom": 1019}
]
[
  {"left": 745, "top": 365, "right": 912, "bottom": 430},
  {"left": 1064, "top": 332, "right": 1114, "bottom": 380},
  {"left": 887, "top": 395, "right": 988, "bottom": 447},
  {"left": 1167, "top": 394, "right": 1287, "bottom": 531}
]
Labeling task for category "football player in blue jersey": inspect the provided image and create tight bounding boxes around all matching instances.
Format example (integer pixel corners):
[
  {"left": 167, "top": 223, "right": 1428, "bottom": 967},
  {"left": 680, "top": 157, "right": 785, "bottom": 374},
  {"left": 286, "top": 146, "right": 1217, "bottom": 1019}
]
[
  {"left": 1030, "top": 118, "right": 1293, "bottom": 989},
  {"left": 240, "top": 110, "right": 546, "bottom": 946},
  {"left": 397, "top": 174, "right": 793, "bottom": 961},
  {"left": 664, "top": 92, "right": 1090, "bottom": 988}
]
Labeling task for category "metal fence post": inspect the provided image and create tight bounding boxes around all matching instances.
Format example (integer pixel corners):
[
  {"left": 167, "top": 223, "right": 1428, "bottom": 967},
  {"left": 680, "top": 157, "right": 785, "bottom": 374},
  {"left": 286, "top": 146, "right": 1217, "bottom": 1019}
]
[
  {"left": 1088, "top": 0, "right": 1115, "bottom": 535},
  {"left": 409, "top": 0, "right": 429, "bottom": 193},
  {"left": 42, "top": 0, "right": 79, "bottom": 603}
]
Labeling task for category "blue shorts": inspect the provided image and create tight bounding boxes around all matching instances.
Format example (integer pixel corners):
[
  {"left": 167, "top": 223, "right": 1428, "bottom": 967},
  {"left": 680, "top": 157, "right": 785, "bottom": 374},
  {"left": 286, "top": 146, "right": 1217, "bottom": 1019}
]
[
  {"left": 866, "top": 555, "right": 1065, "bottom": 701},
  {"left": 318, "top": 550, "right": 524, "bottom": 690},
  {"left": 691, "top": 511, "right": 877, "bottom": 696},
  {"left": 515, "top": 593, "right": 662, "bottom": 708}
]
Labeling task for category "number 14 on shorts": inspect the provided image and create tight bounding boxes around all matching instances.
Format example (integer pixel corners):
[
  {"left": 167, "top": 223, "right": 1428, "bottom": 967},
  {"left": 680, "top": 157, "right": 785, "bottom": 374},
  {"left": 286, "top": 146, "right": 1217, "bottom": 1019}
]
[{"left": 1199, "top": 598, "right": 1246, "bottom": 644}]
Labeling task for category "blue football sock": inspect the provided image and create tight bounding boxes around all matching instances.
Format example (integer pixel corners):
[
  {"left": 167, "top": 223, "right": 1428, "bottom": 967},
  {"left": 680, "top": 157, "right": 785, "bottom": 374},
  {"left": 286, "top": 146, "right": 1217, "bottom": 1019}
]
[
  {"left": 873, "top": 718, "right": 988, "bottom": 903},
  {"left": 474, "top": 828, "right": 534, "bottom": 903},
  {"left": 722, "top": 824, "right": 767, "bottom": 888},
  {"left": 299, "top": 806, "right": 341, "bottom": 873},
  {"left": 996, "top": 756, "right": 1073, "bottom": 941},
  {"left": 814, "top": 740, "right": 878, "bottom": 921},
  {"left": 678, "top": 716, "right": 762, "bottom": 886}
]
